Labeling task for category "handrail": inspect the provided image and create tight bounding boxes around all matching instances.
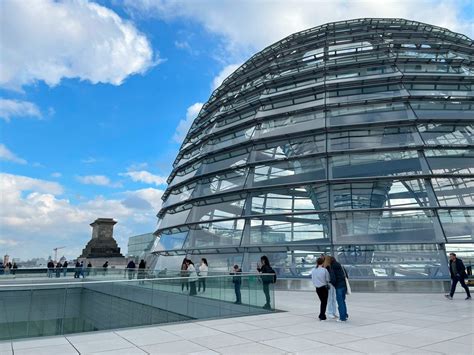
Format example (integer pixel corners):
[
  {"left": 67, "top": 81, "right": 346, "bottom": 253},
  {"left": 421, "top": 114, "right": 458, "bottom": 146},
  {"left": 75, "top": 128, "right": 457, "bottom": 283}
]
[{"left": 0, "top": 273, "right": 273, "bottom": 288}]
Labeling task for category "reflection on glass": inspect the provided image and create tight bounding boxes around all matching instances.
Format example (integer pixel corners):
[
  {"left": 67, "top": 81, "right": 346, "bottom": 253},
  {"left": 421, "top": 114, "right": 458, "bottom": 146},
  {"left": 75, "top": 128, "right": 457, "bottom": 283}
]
[
  {"left": 249, "top": 213, "right": 329, "bottom": 244},
  {"left": 259, "top": 110, "right": 324, "bottom": 134},
  {"left": 329, "top": 126, "right": 418, "bottom": 151},
  {"left": 187, "top": 198, "right": 246, "bottom": 223},
  {"left": 332, "top": 210, "right": 442, "bottom": 243},
  {"left": 198, "top": 169, "right": 248, "bottom": 195},
  {"left": 418, "top": 123, "right": 474, "bottom": 145},
  {"left": 431, "top": 177, "right": 474, "bottom": 206},
  {"left": 331, "top": 179, "right": 430, "bottom": 209},
  {"left": 184, "top": 219, "right": 245, "bottom": 248},
  {"left": 158, "top": 209, "right": 191, "bottom": 230},
  {"left": 425, "top": 149, "right": 474, "bottom": 175},
  {"left": 250, "top": 185, "right": 328, "bottom": 214},
  {"left": 334, "top": 244, "right": 449, "bottom": 278},
  {"left": 153, "top": 231, "right": 188, "bottom": 251},
  {"left": 254, "top": 134, "right": 325, "bottom": 161},
  {"left": 331, "top": 151, "right": 422, "bottom": 178},
  {"left": 253, "top": 157, "right": 326, "bottom": 186},
  {"left": 438, "top": 209, "right": 474, "bottom": 242}
]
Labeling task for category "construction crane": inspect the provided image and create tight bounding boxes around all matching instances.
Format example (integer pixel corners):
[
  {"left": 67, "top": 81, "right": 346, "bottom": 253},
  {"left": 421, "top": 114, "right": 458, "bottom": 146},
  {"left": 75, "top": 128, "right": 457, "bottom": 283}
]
[{"left": 53, "top": 246, "right": 65, "bottom": 262}]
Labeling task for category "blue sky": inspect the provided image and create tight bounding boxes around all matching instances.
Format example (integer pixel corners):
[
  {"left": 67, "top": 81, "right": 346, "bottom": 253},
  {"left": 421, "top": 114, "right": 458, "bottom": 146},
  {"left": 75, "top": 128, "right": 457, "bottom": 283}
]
[{"left": 1, "top": 0, "right": 473, "bottom": 260}]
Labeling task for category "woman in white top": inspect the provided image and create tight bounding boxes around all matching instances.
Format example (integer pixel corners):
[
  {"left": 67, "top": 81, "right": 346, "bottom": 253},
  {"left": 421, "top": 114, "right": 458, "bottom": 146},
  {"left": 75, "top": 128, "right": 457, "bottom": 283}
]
[
  {"left": 311, "top": 257, "right": 330, "bottom": 321},
  {"left": 185, "top": 259, "right": 198, "bottom": 295},
  {"left": 323, "top": 255, "right": 338, "bottom": 319},
  {"left": 198, "top": 258, "right": 209, "bottom": 293}
]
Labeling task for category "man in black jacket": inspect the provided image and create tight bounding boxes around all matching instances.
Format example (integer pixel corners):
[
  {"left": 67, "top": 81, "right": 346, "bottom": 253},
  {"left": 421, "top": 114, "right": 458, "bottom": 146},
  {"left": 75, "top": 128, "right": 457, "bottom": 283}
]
[
  {"left": 445, "top": 253, "right": 471, "bottom": 300},
  {"left": 329, "top": 257, "right": 349, "bottom": 321}
]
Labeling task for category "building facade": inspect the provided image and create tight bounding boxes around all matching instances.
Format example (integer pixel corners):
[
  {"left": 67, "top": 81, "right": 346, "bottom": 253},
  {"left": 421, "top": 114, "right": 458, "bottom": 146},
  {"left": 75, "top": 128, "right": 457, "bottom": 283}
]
[
  {"left": 127, "top": 233, "right": 155, "bottom": 260},
  {"left": 153, "top": 18, "right": 473, "bottom": 280}
]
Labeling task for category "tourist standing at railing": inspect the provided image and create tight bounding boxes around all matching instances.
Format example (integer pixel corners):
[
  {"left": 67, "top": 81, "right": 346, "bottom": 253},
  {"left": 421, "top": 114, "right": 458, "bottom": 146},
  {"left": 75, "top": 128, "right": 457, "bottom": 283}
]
[
  {"left": 138, "top": 259, "right": 146, "bottom": 284},
  {"left": 103, "top": 261, "right": 109, "bottom": 276},
  {"left": 80, "top": 261, "right": 86, "bottom": 278},
  {"left": 323, "top": 255, "right": 338, "bottom": 319},
  {"left": 126, "top": 259, "right": 136, "bottom": 280},
  {"left": 4, "top": 262, "right": 10, "bottom": 275},
  {"left": 198, "top": 258, "right": 208, "bottom": 293},
  {"left": 55, "top": 261, "right": 62, "bottom": 278},
  {"left": 74, "top": 260, "right": 81, "bottom": 278},
  {"left": 185, "top": 259, "right": 198, "bottom": 296},
  {"left": 231, "top": 264, "right": 242, "bottom": 304},
  {"left": 12, "top": 262, "right": 17, "bottom": 275},
  {"left": 257, "top": 255, "right": 277, "bottom": 310},
  {"left": 63, "top": 260, "right": 68, "bottom": 277},
  {"left": 47, "top": 260, "right": 55, "bottom": 278},
  {"left": 87, "top": 262, "right": 92, "bottom": 276},
  {"left": 181, "top": 258, "right": 189, "bottom": 292},
  {"left": 311, "top": 257, "right": 331, "bottom": 321}
]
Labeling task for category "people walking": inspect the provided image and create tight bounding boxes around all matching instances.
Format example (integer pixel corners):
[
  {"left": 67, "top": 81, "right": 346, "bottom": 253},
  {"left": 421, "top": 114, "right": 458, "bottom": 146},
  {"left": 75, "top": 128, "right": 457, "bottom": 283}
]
[
  {"left": 198, "top": 258, "right": 208, "bottom": 293},
  {"left": 323, "top": 255, "right": 338, "bottom": 319},
  {"left": 311, "top": 258, "right": 331, "bottom": 321},
  {"left": 180, "top": 258, "right": 189, "bottom": 292},
  {"left": 62, "top": 260, "right": 68, "bottom": 277},
  {"left": 445, "top": 253, "right": 471, "bottom": 300},
  {"left": 138, "top": 259, "right": 146, "bottom": 284},
  {"left": 185, "top": 259, "right": 198, "bottom": 296},
  {"left": 257, "top": 255, "right": 276, "bottom": 310},
  {"left": 126, "top": 259, "right": 136, "bottom": 280},
  {"left": 329, "top": 256, "right": 349, "bottom": 322},
  {"left": 231, "top": 264, "right": 242, "bottom": 304}
]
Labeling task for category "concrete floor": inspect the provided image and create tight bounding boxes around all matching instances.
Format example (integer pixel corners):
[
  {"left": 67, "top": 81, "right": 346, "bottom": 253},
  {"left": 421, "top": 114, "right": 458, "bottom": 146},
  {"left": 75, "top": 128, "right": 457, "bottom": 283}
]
[{"left": 1, "top": 289, "right": 473, "bottom": 354}]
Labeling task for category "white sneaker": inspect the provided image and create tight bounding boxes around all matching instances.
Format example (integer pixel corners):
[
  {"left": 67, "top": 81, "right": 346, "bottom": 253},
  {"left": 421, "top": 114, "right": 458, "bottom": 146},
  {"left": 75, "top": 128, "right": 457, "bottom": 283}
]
[
  {"left": 327, "top": 314, "right": 338, "bottom": 319},
  {"left": 336, "top": 319, "right": 347, "bottom": 323}
]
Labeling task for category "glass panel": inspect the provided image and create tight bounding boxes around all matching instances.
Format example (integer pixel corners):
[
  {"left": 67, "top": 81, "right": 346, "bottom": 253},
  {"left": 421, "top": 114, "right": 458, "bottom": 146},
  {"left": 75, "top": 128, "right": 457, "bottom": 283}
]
[
  {"left": 254, "top": 133, "right": 325, "bottom": 161},
  {"left": 248, "top": 213, "right": 330, "bottom": 245},
  {"left": 258, "top": 110, "right": 325, "bottom": 135},
  {"left": 329, "top": 126, "right": 418, "bottom": 151},
  {"left": 186, "top": 199, "right": 246, "bottom": 223},
  {"left": 247, "top": 248, "right": 331, "bottom": 277},
  {"left": 438, "top": 209, "right": 474, "bottom": 242},
  {"left": 327, "top": 102, "right": 408, "bottom": 117},
  {"left": 186, "top": 253, "right": 243, "bottom": 273},
  {"left": 331, "top": 151, "right": 422, "bottom": 178},
  {"left": 201, "top": 149, "right": 250, "bottom": 175},
  {"left": 425, "top": 149, "right": 474, "bottom": 175},
  {"left": 183, "top": 219, "right": 245, "bottom": 248},
  {"left": 252, "top": 157, "right": 326, "bottom": 186},
  {"left": 331, "top": 179, "right": 431, "bottom": 209},
  {"left": 203, "top": 126, "right": 255, "bottom": 152},
  {"left": 198, "top": 169, "right": 248, "bottom": 195},
  {"left": 332, "top": 210, "right": 443, "bottom": 243},
  {"left": 431, "top": 177, "right": 474, "bottom": 207},
  {"left": 153, "top": 231, "right": 188, "bottom": 251},
  {"left": 157, "top": 209, "right": 191, "bottom": 230},
  {"left": 163, "top": 182, "right": 197, "bottom": 208},
  {"left": 334, "top": 244, "right": 449, "bottom": 278},
  {"left": 418, "top": 123, "right": 474, "bottom": 145},
  {"left": 249, "top": 184, "right": 328, "bottom": 214}
]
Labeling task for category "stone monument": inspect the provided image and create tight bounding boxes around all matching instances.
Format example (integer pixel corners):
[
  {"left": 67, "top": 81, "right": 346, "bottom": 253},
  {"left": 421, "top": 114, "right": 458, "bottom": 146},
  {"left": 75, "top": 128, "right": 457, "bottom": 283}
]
[{"left": 79, "top": 218, "right": 125, "bottom": 266}]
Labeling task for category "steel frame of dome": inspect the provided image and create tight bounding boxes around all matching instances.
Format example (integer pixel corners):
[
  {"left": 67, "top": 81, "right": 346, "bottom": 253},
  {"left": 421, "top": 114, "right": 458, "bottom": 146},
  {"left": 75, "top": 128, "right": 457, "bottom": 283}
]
[{"left": 152, "top": 18, "right": 474, "bottom": 280}]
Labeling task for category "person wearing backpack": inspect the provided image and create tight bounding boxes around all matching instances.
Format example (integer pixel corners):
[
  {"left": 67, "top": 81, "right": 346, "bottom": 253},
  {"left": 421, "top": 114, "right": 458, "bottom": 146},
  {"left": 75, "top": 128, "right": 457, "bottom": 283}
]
[{"left": 257, "top": 255, "right": 276, "bottom": 310}]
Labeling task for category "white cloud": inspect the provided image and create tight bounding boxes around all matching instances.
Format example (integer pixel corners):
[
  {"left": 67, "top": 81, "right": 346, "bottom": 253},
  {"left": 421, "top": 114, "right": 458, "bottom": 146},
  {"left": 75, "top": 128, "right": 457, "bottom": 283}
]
[
  {"left": 212, "top": 63, "right": 241, "bottom": 90},
  {"left": 0, "top": 144, "right": 27, "bottom": 164},
  {"left": 0, "top": 0, "right": 156, "bottom": 89},
  {"left": 173, "top": 102, "right": 203, "bottom": 143},
  {"left": 0, "top": 173, "right": 162, "bottom": 260},
  {"left": 76, "top": 175, "right": 121, "bottom": 187},
  {"left": 0, "top": 98, "right": 42, "bottom": 122},
  {"left": 125, "top": 0, "right": 473, "bottom": 60},
  {"left": 51, "top": 172, "right": 62, "bottom": 178},
  {"left": 120, "top": 170, "right": 167, "bottom": 186},
  {"left": 81, "top": 157, "right": 99, "bottom": 164}
]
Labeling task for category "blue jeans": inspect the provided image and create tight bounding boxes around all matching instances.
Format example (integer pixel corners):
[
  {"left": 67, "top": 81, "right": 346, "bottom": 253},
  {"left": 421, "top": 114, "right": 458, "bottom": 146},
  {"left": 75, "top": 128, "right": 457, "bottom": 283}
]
[{"left": 336, "top": 287, "right": 348, "bottom": 321}]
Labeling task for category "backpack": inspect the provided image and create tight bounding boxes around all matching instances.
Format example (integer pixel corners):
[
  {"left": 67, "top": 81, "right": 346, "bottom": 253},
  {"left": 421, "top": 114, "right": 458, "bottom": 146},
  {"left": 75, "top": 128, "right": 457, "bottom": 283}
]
[{"left": 262, "top": 267, "right": 277, "bottom": 284}]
